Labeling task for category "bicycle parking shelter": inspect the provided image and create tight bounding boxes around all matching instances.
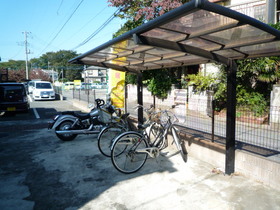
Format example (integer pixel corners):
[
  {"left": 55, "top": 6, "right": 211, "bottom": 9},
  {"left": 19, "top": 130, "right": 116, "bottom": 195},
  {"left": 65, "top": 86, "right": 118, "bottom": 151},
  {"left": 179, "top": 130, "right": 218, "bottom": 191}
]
[{"left": 69, "top": 0, "right": 280, "bottom": 175}]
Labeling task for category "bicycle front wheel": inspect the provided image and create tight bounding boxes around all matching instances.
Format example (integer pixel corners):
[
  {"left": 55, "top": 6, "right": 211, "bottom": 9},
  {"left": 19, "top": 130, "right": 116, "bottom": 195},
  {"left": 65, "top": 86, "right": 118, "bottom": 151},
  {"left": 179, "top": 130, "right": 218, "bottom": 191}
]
[
  {"left": 111, "top": 132, "right": 148, "bottom": 174},
  {"left": 98, "top": 125, "right": 127, "bottom": 157},
  {"left": 171, "top": 126, "right": 188, "bottom": 162}
]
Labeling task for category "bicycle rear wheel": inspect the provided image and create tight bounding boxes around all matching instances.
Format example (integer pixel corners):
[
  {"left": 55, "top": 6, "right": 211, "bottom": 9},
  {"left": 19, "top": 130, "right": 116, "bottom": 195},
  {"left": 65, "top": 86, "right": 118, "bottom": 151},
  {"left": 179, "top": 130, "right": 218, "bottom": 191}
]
[
  {"left": 148, "top": 122, "right": 165, "bottom": 149},
  {"left": 98, "top": 125, "right": 127, "bottom": 157},
  {"left": 171, "top": 126, "right": 188, "bottom": 162},
  {"left": 111, "top": 132, "right": 148, "bottom": 174}
]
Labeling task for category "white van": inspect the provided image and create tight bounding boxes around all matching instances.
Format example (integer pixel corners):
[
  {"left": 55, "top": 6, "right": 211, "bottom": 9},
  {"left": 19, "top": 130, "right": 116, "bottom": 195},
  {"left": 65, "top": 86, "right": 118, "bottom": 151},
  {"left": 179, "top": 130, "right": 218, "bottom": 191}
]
[{"left": 32, "top": 81, "right": 55, "bottom": 101}]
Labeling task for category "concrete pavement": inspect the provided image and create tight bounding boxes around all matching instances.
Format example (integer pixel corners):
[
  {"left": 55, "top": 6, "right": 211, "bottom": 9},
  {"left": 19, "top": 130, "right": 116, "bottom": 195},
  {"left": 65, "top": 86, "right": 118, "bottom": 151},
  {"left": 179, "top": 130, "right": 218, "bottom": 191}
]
[
  {"left": 1, "top": 99, "right": 280, "bottom": 210},
  {"left": 67, "top": 97, "right": 280, "bottom": 210},
  {"left": 37, "top": 134, "right": 280, "bottom": 210}
]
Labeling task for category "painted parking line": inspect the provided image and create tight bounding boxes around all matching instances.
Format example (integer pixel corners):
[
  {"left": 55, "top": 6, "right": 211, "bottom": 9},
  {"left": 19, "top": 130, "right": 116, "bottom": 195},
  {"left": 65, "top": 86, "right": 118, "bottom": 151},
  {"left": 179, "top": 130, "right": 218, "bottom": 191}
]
[
  {"left": 32, "top": 108, "right": 40, "bottom": 119},
  {"left": 28, "top": 95, "right": 40, "bottom": 118},
  {"left": 28, "top": 95, "right": 33, "bottom": 102}
]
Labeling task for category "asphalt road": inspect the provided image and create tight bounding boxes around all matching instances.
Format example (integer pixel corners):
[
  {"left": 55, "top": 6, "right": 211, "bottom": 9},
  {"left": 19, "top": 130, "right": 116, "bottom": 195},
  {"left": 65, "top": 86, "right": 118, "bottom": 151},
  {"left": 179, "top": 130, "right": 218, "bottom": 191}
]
[{"left": 1, "top": 98, "right": 280, "bottom": 210}]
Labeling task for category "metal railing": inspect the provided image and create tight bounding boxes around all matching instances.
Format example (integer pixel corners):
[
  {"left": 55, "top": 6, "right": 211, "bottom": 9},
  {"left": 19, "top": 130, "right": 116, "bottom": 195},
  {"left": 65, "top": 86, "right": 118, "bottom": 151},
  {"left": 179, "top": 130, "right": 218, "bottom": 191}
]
[
  {"left": 61, "top": 88, "right": 109, "bottom": 104},
  {"left": 60, "top": 88, "right": 280, "bottom": 153},
  {"left": 185, "top": 105, "right": 280, "bottom": 152}
]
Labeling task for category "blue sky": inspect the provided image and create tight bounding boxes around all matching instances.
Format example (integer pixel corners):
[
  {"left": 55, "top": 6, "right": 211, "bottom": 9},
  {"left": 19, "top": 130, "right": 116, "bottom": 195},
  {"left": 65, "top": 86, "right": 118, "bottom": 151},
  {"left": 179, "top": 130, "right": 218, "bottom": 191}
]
[{"left": 0, "top": 0, "right": 125, "bottom": 62}]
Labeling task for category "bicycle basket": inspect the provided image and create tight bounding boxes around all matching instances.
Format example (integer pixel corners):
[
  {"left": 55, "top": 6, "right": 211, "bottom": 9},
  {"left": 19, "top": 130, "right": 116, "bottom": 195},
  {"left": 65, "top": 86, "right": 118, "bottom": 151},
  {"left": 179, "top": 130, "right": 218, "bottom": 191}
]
[
  {"left": 160, "top": 111, "right": 177, "bottom": 125},
  {"left": 150, "top": 112, "right": 161, "bottom": 124}
]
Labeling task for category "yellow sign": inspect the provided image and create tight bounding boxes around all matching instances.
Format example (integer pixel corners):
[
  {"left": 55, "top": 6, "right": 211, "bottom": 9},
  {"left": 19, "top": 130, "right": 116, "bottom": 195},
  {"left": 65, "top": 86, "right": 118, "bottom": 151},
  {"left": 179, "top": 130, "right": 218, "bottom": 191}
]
[
  {"left": 110, "top": 70, "right": 125, "bottom": 108},
  {"left": 73, "top": 80, "right": 81, "bottom": 86},
  {"left": 110, "top": 40, "right": 127, "bottom": 108}
]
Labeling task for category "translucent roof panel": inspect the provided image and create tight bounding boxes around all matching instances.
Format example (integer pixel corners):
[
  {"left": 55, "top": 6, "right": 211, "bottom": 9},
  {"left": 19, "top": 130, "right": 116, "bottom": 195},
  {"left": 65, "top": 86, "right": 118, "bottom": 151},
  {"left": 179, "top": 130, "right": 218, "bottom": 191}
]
[{"left": 69, "top": 0, "right": 280, "bottom": 72}]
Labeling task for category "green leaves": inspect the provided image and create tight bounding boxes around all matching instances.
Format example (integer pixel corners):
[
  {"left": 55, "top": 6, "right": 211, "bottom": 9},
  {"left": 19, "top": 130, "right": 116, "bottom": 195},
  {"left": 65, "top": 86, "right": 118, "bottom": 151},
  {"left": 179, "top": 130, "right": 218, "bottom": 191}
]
[
  {"left": 237, "top": 57, "right": 280, "bottom": 83},
  {"left": 146, "top": 69, "right": 172, "bottom": 99},
  {"left": 184, "top": 72, "right": 217, "bottom": 92},
  {"left": 30, "top": 50, "right": 83, "bottom": 81}
]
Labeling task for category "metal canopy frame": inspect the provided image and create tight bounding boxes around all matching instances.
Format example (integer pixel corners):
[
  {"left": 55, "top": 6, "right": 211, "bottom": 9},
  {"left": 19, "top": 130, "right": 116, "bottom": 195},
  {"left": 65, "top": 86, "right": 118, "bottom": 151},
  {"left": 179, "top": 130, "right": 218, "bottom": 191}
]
[{"left": 69, "top": 0, "right": 280, "bottom": 174}]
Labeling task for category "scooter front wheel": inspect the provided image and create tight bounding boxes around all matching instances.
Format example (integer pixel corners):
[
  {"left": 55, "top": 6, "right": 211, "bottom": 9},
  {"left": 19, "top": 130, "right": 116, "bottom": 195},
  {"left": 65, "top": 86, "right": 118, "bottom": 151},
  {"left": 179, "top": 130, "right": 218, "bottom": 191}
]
[{"left": 55, "top": 120, "right": 77, "bottom": 141}]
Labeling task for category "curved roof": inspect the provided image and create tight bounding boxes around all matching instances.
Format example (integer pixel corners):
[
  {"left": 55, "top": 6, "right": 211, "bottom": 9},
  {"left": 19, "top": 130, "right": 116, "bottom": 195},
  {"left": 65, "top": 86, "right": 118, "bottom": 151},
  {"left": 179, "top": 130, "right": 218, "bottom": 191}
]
[{"left": 69, "top": 0, "right": 280, "bottom": 73}]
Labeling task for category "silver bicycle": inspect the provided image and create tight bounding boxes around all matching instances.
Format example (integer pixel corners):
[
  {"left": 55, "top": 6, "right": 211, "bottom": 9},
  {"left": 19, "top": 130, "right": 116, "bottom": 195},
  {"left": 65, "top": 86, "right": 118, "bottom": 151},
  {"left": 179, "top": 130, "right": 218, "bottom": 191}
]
[
  {"left": 110, "top": 107, "right": 188, "bottom": 174},
  {"left": 97, "top": 105, "right": 156, "bottom": 157}
]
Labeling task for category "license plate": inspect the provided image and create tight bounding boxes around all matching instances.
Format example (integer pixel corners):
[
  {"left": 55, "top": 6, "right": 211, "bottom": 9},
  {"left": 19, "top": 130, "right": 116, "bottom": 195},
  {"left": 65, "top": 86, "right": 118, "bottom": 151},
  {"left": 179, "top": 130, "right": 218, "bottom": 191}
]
[{"left": 7, "top": 107, "right": 16, "bottom": 111}]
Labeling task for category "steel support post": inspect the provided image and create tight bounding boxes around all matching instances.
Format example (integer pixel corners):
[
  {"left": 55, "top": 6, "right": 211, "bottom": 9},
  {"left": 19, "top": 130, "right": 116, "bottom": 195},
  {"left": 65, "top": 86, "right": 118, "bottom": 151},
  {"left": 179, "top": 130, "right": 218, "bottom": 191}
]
[
  {"left": 225, "top": 59, "right": 237, "bottom": 175},
  {"left": 137, "top": 73, "right": 144, "bottom": 124}
]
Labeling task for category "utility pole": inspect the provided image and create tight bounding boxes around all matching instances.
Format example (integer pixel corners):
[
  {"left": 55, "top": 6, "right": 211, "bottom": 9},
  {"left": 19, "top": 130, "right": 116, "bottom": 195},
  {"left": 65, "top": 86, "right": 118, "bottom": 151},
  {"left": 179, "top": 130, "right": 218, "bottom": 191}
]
[
  {"left": 22, "top": 31, "right": 31, "bottom": 80},
  {"left": 52, "top": 69, "right": 55, "bottom": 83}
]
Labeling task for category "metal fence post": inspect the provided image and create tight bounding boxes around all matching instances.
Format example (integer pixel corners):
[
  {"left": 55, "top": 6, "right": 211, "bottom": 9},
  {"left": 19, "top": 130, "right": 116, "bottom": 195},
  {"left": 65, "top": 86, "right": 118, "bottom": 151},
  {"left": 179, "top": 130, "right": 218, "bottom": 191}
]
[
  {"left": 87, "top": 89, "right": 89, "bottom": 104},
  {"left": 212, "top": 100, "right": 215, "bottom": 142},
  {"left": 225, "top": 59, "right": 237, "bottom": 175},
  {"left": 137, "top": 73, "right": 144, "bottom": 124},
  {"left": 79, "top": 88, "right": 81, "bottom": 101}
]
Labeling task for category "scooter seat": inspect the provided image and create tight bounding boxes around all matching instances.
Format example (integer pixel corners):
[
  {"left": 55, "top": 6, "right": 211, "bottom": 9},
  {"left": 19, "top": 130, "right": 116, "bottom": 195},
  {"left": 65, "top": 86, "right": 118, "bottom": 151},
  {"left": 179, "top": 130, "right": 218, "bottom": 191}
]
[
  {"left": 73, "top": 112, "right": 91, "bottom": 120},
  {"left": 61, "top": 111, "right": 90, "bottom": 120}
]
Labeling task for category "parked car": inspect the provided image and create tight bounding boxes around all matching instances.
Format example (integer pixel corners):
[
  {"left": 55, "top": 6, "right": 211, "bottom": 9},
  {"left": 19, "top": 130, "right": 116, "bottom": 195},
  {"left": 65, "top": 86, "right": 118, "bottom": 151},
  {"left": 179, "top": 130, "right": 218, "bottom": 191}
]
[
  {"left": 63, "top": 82, "right": 74, "bottom": 90},
  {"left": 27, "top": 80, "right": 42, "bottom": 94},
  {"left": 0, "top": 83, "right": 30, "bottom": 113},
  {"left": 32, "top": 81, "right": 55, "bottom": 101}
]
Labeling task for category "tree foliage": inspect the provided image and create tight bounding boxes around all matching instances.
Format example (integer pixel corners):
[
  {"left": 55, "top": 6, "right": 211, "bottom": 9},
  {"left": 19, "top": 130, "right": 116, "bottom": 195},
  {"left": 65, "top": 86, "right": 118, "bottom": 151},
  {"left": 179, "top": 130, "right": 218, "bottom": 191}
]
[
  {"left": 144, "top": 69, "right": 174, "bottom": 99},
  {"left": 211, "top": 58, "right": 277, "bottom": 114},
  {"left": 108, "top": 0, "right": 188, "bottom": 21},
  {"left": 1, "top": 50, "right": 82, "bottom": 82},
  {"left": 237, "top": 57, "right": 280, "bottom": 84},
  {"left": 185, "top": 72, "right": 217, "bottom": 92},
  {"left": 30, "top": 50, "right": 83, "bottom": 81},
  {"left": 110, "top": 0, "right": 189, "bottom": 99},
  {"left": 0, "top": 60, "right": 25, "bottom": 70},
  {"left": 7, "top": 69, "right": 50, "bottom": 83}
]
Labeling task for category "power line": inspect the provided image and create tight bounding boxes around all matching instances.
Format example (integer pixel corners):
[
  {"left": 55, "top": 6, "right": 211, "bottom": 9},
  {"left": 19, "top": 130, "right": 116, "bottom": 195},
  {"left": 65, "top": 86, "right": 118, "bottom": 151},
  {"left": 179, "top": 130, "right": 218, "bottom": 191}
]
[
  {"left": 57, "top": 6, "right": 108, "bottom": 48},
  {"left": 71, "top": 8, "right": 120, "bottom": 50},
  {"left": 39, "top": 0, "right": 85, "bottom": 55},
  {"left": 57, "top": 0, "right": 64, "bottom": 15}
]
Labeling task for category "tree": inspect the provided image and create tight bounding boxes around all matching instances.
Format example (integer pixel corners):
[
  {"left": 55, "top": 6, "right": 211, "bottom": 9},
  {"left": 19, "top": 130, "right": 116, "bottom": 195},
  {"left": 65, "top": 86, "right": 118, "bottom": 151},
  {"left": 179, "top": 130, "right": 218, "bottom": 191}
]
[
  {"left": 144, "top": 69, "right": 173, "bottom": 99},
  {"left": 108, "top": 0, "right": 188, "bottom": 21},
  {"left": 30, "top": 50, "right": 83, "bottom": 81},
  {"left": 1, "top": 50, "right": 82, "bottom": 82},
  {"left": 8, "top": 69, "right": 50, "bottom": 82},
  {"left": 109, "top": 0, "right": 189, "bottom": 99},
  {"left": 8, "top": 69, "right": 25, "bottom": 82},
  {"left": 29, "top": 69, "right": 51, "bottom": 81},
  {"left": 0, "top": 60, "right": 25, "bottom": 70}
]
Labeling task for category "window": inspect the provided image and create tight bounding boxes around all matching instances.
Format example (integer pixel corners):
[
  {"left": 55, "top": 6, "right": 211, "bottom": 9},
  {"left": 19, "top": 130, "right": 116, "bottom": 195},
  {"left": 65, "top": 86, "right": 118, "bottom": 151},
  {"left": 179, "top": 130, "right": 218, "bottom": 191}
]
[{"left": 35, "top": 83, "right": 52, "bottom": 89}]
